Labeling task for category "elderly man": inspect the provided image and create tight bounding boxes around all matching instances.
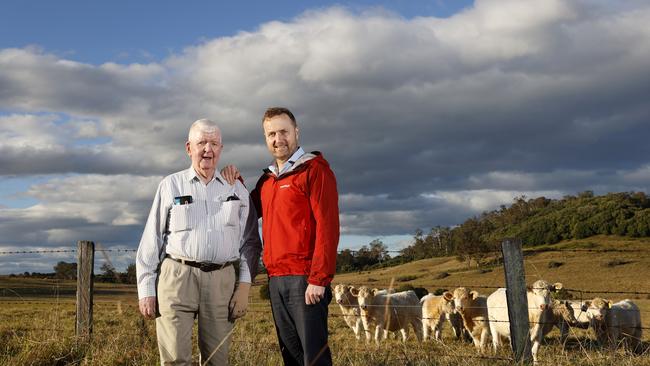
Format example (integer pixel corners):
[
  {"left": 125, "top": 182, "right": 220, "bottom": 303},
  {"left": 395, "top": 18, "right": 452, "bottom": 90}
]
[
  {"left": 252, "top": 107, "right": 340, "bottom": 366},
  {"left": 136, "top": 119, "right": 261, "bottom": 366}
]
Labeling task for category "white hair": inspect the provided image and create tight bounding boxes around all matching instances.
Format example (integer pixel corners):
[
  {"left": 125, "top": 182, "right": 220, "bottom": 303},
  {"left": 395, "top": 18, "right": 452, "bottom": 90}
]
[{"left": 188, "top": 119, "right": 221, "bottom": 142}]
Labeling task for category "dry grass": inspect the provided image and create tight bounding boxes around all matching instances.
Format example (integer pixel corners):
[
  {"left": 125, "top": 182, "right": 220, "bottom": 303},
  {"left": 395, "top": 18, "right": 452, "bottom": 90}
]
[{"left": 2, "top": 235, "right": 650, "bottom": 365}]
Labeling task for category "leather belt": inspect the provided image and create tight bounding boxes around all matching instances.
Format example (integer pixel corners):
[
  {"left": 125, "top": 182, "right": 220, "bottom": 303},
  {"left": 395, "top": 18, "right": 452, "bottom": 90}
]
[{"left": 165, "top": 254, "right": 235, "bottom": 272}]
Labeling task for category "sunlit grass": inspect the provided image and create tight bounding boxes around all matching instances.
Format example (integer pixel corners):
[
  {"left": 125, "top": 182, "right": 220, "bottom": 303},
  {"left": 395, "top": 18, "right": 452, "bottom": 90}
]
[{"left": 1, "top": 236, "right": 649, "bottom": 365}]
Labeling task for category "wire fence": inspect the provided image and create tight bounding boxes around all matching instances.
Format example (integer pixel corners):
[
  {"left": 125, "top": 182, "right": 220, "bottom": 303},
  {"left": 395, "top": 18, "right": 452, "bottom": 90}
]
[
  {"left": 1, "top": 243, "right": 649, "bottom": 364},
  {"left": 3, "top": 298, "right": 650, "bottom": 331}
]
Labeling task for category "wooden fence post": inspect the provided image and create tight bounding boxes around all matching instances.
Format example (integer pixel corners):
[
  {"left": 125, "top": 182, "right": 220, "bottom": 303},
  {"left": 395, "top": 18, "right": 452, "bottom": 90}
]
[
  {"left": 501, "top": 238, "right": 532, "bottom": 364},
  {"left": 76, "top": 240, "right": 94, "bottom": 342}
]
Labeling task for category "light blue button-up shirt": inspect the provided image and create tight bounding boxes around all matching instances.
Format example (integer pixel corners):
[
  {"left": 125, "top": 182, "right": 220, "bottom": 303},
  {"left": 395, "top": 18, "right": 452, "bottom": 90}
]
[{"left": 268, "top": 147, "right": 305, "bottom": 176}]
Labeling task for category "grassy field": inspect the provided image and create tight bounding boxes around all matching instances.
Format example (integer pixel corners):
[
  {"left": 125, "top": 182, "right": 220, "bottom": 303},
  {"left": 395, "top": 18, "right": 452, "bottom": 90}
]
[{"left": 1, "top": 235, "right": 649, "bottom": 365}]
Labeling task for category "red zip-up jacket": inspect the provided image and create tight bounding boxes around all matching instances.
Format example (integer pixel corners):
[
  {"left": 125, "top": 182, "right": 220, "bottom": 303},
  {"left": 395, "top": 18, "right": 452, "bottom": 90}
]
[{"left": 252, "top": 152, "right": 339, "bottom": 286}]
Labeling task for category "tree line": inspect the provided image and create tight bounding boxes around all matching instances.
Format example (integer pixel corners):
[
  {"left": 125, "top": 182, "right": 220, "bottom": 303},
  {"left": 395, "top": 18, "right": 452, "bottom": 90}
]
[
  {"left": 42, "top": 261, "right": 137, "bottom": 283},
  {"left": 400, "top": 190, "right": 650, "bottom": 268},
  {"left": 336, "top": 191, "right": 650, "bottom": 272}
]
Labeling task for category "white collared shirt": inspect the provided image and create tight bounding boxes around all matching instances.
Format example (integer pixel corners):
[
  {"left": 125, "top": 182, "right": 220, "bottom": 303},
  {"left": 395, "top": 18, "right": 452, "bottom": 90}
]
[
  {"left": 136, "top": 167, "right": 252, "bottom": 298},
  {"left": 268, "top": 147, "right": 305, "bottom": 176}
]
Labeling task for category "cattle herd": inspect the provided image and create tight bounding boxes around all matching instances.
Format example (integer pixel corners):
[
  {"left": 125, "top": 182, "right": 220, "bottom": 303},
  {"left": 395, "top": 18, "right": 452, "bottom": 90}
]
[{"left": 333, "top": 281, "right": 644, "bottom": 362}]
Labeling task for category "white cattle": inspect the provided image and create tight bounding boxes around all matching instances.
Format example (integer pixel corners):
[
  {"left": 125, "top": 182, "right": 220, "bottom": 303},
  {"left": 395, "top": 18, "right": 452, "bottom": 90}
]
[
  {"left": 344, "top": 287, "right": 399, "bottom": 341},
  {"left": 333, "top": 284, "right": 364, "bottom": 340},
  {"left": 486, "top": 280, "right": 562, "bottom": 363},
  {"left": 452, "top": 287, "right": 490, "bottom": 350},
  {"left": 421, "top": 292, "right": 464, "bottom": 341},
  {"left": 353, "top": 287, "right": 423, "bottom": 344},
  {"left": 584, "top": 298, "right": 643, "bottom": 353}
]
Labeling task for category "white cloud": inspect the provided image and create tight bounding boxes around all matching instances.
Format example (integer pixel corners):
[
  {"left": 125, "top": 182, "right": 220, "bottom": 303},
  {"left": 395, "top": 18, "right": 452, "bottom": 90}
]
[
  {"left": 1, "top": 1, "right": 650, "bottom": 273},
  {"left": 424, "top": 189, "right": 564, "bottom": 212}
]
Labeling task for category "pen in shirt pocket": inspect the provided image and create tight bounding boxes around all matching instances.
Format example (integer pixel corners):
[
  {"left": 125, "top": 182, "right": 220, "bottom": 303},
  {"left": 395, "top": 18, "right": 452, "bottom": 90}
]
[
  {"left": 224, "top": 187, "right": 240, "bottom": 202},
  {"left": 174, "top": 195, "right": 193, "bottom": 205}
]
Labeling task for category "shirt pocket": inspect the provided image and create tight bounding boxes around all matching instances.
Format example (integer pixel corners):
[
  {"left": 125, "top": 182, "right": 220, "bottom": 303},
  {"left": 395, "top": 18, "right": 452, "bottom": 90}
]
[
  {"left": 221, "top": 200, "right": 241, "bottom": 227},
  {"left": 169, "top": 204, "right": 196, "bottom": 232}
]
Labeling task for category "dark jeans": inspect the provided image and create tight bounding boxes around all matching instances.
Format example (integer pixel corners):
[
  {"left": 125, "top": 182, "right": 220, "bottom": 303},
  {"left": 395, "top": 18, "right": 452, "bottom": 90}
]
[{"left": 269, "top": 276, "right": 332, "bottom": 366}]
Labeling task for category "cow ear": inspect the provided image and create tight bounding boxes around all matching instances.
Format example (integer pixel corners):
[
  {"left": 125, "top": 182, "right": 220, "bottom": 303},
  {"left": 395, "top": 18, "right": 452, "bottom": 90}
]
[
  {"left": 350, "top": 288, "right": 359, "bottom": 296},
  {"left": 553, "top": 282, "right": 563, "bottom": 291},
  {"left": 371, "top": 289, "right": 378, "bottom": 296},
  {"left": 443, "top": 292, "right": 453, "bottom": 301},
  {"left": 606, "top": 300, "right": 612, "bottom": 309},
  {"left": 582, "top": 301, "right": 590, "bottom": 311},
  {"left": 470, "top": 291, "right": 479, "bottom": 300}
]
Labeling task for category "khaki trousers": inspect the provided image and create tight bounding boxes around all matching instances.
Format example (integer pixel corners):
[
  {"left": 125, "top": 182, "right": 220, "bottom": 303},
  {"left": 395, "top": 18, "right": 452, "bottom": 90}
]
[{"left": 156, "top": 257, "right": 235, "bottom": 366}]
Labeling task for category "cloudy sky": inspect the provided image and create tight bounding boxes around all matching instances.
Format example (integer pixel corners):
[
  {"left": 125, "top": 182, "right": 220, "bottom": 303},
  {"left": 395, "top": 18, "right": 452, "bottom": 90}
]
[{"left": 1, "top": 0, "right": 649, "bottom": 274}]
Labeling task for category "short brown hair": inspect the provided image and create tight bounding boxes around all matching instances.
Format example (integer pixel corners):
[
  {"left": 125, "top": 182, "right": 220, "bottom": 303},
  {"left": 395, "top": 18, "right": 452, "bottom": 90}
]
[{"left": 262, "top": 107, "right": 297, "bottom": 127}]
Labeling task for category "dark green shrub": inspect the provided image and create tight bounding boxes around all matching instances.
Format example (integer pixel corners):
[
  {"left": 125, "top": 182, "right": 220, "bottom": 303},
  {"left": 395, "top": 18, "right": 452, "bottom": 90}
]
[
  {"left": 396, "top": 275, "right": 418, "bottom": 282},
  {"left": 394, "top": 284, "right": 428, "bottom": 299},
  {"left": 433, "top": 272, "right": 449, "bottom": 279},
  {"left": 433, "top": 288, "right": 449, "bottom": 296},
  {"left": 605, "top": 259, "right": 632, "bottom": 267}
]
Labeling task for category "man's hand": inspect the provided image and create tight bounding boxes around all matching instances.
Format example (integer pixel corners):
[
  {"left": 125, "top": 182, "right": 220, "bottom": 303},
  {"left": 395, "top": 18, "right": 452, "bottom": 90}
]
[
  {"left": 305, "top": 284, "right": 326, "bottom": 305},
  {"left": 220, "top": 165, "right": 241, "bottom": 185},
  {"left": 139, "top": 296, "right": 157, "bottom": 319},
  {"left": 229, "top": 282, "right": 251, "bottom": 321}
]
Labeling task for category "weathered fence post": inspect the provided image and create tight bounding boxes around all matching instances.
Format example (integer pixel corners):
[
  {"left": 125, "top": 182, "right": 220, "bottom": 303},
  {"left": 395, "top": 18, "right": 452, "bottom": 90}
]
[
  {"left": 76, "top": 240, "right": 94, "bottom": 342},
  {"left": 501, "top": 238, "right": 532, "bottom": 364}
]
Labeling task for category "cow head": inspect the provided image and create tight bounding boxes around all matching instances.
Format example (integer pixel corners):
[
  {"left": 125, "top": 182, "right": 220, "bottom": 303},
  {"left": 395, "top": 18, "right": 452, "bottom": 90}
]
[
  {"left": 354, "top": 286, "right": 377, "bottom": 311},
  {"left": 584, "top": 298, "right": 610, "bottom": 321},
  {"left": 442, "top": 291, "right": 456, "bottom": 313},
  {"left": 452, "top": 287, "right": 478, "bottom": 312},
  {"left": 553, "top": 300, "right": 578, "bottom": 326},
  {"left": 529, "top": 280, "right": 563, "bottom": 311},
  {"left": 334, "top": 284, "right": 354, "bottom": 305}
]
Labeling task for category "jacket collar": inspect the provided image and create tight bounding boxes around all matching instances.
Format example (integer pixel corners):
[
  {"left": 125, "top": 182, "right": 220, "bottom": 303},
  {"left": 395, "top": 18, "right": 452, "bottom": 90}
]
[{"left": 264, "top": 151, "right": 321, "bottom": 178}]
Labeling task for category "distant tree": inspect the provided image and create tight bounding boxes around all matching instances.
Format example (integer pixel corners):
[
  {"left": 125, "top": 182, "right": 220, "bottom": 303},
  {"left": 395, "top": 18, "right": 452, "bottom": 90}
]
[
  {"left": 336, "top": 249, "right": 356, "bottom": 273},
  {"left": 125, "top": 263, "right": 137, "bottom": 284},
  {"left": 578, "top": 190, "right": 594, "bottom": 199},
  {"left": 100, "top": 263, "right": 118, "bottom": 283},
  {"left": 53, "top": 261, "right": 77, "bottom": 280},
  {"left": 402, "top": 227, "right": 449, "bottom": 260},
  {"left": 368, "top": 239, "right": 389, "bottom": 263},
  {"left": 453, "top": 217, "right": 495, "bottom": 268},
  {"left": 337, "top": 239, "right": 393, "bottom": 271},
  {"left": 431, "top": 226, "right": 453, "bottom": 255},
  {"left": 572, "top": 221, "right": 593, "bottom": 239}
]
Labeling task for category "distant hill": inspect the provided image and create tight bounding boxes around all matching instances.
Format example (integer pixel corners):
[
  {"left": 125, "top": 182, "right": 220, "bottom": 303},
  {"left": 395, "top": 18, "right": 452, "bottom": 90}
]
[
  {"left": 356, "top": 191, "right": 650, "bottom": 272},
  {"left": 482, "top": 191, "right": 650, "bottom": 246},
  {"left": 334, "top": 235, "right": 650, "bottom": 297}
]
